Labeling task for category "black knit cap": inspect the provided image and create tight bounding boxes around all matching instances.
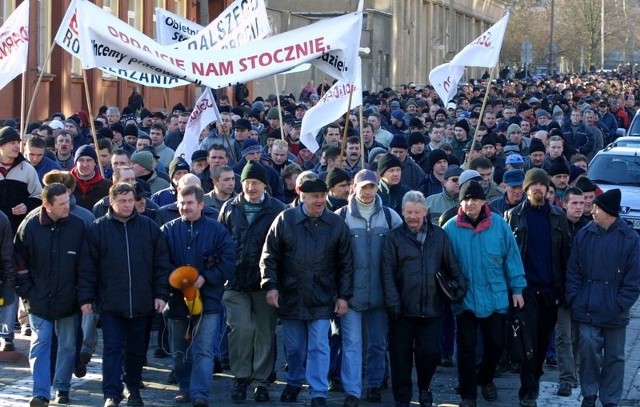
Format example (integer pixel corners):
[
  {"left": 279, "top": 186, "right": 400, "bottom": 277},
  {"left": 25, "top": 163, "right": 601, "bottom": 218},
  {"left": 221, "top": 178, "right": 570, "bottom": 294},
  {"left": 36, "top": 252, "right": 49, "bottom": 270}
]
[
  {"left": 389, "top": 135, "right": 409, "bottom": 150},
  {"left": 299, "top": 178, "right": 328, "bottom": 193},
  {"left": 459, "top": 180, "right": 486, "bottom": 200},
  {"left": 241, "top": 160, "right": 268, "bottom": 185},
  {"left": 169, "top": 157, "right": 190, "bottom": 180},
  {"left": 593, "top": 188, "right": 621, "bottom": 217},
  {"left": 455, "top": 119, "right": 469, "bottom": 133},
  {"left": 407, "top": 132, "right": 426, "bottom": 146},
  {"left": 575, "top": 177, "right": 597, "bottom": 192},
  {"left": 529, "top": 137, "right": 546, "bottom": 154},
  {"left": 124, "top": 124, "right": 139, "bottom": 137},
  {"left": 0, "top": 126, "right": 20, "bottom": 146},
  {"left": 547, "top": 161, "right": 570, "bottom": 177},
  {"left": 376, "top": 153, "right": 402, "bottom": 176},
  {"left": 428, "top": 149, "right": 449, "bottom": 171},
  {"left": 326, "top": 168, "right": 351, "bottom": 189}
]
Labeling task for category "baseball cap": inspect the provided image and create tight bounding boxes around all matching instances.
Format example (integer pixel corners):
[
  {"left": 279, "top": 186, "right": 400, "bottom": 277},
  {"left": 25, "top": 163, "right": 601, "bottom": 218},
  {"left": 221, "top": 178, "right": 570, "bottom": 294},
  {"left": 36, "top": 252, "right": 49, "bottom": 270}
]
[
  {"left": 503, "top": 169, "right": 525, "bottom": 187},
  {"left": 353, "top": 169, "right": 378, "bottom": 188}
]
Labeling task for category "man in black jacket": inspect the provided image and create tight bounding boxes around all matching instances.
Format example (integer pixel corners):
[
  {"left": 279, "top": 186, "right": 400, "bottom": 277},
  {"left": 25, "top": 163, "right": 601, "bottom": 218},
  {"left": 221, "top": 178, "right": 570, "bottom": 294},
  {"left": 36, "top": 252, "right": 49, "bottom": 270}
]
[
  {"left": 14, "top": 183, "right": 85, "bottom": 406},
  {"left": 261, "top": 179, "right": 354, "bottom": 407},
  {"left": 219, "top": 162, "right": 286, "bottom": 403},
  {"left": 505, "top": 169, "right": 572, "bottom": 407},
  {"left": 78, "top": 183, "right": 172, "bottom": 407}
]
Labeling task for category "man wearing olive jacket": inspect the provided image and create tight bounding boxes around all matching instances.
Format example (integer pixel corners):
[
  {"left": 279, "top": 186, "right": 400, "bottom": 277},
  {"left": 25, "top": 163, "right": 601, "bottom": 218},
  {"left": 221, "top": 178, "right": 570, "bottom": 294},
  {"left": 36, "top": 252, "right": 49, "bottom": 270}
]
[{"left": 260, "top": 178, "right": 354, "bottom": 407}]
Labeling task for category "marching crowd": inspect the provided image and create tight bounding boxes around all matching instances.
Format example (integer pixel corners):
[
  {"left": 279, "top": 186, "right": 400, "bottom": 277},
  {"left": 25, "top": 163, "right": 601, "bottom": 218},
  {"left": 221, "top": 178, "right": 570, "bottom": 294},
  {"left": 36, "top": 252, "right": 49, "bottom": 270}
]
[{"left": 0, "top": 71, "right": 639, "bottom": 407}]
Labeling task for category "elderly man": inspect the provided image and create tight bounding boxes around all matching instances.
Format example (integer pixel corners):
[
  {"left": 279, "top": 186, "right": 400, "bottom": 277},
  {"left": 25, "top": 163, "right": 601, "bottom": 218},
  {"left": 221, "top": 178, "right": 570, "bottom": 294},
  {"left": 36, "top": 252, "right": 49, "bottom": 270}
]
[
  {"left": 382, "top": 191, "right": 465, "bottom": 407},
  {"left": 443, "top": 180, "right": 526, "bottom": 407},
  {"left": 489, "top": 169, "right": 525, "bottom": 215},
  {"left": 566, "top": 189, "right": 640, "bottom": 407},
  {"left": 261, "top": 178, "right": 354, "bottom": 407}
]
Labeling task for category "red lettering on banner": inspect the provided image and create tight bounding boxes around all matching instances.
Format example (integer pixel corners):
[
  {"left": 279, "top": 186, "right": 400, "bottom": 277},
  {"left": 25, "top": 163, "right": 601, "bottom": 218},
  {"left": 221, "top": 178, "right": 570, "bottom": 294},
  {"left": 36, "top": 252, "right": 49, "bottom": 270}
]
[
  {"left": 471, "top": 31, "right": 492, "bottom": 48},
  {"left": 69, "top": 11, "right": 79, "bottom": 35},
  {"left": 236, "top": 36, "right": 327, "bottom": 73},
  {"left": 442, "top": 76, "right": 451, "bottom": 92},
  {"left": 190, "top": 98, "right": 215, "bottom": 121},
  {"left": 191, "top": 60, "right": 234, "bottom": 76},
  {"left": 106, "top": 25, "right": 185, "bottom": 71},
  {"left": 0, "top": 26, "right": 29, "bottom": 60}
]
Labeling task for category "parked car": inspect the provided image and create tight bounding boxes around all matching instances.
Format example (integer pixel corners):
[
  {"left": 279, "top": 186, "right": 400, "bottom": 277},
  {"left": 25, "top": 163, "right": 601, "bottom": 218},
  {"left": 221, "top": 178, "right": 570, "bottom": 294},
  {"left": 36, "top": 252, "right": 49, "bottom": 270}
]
[
  {"left": 588, "top": 146, "right": 640, "bottom": 231},
  {"left": 606, "top": 136, "right": 640, "bottom": 149}
]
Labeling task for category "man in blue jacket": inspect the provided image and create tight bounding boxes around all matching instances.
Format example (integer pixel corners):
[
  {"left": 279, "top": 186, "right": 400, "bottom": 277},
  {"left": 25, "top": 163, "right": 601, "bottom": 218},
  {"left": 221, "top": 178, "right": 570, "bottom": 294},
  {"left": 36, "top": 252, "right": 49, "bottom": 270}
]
[
  {"left": 566, "top": 189, "right": 640, "bottom": 407},
  {"left": 161, "top": 185, "right": 235, "bottom": 407}
]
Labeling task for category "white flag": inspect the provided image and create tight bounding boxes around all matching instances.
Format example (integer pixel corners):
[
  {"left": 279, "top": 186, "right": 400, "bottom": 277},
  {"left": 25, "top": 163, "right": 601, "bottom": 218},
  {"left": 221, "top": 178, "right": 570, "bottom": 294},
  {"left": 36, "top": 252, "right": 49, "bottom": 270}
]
[
  {"left": 76, "top": 0, "right": 363, "bottom": 89},
  {"left": 0, "top": 0, "right": 30, "bottom": 92},
  {"left": 300, "top": 58, "right": 363, "bottom": 153},
  {"left": 429, "top": 13, "right": 510, "bottom": 103},
  {"left": 174, "top": 88, "right": 221, "bottom": 165},
  {"left": 155, "top": 8, "right": 202, "bottom": 45}
]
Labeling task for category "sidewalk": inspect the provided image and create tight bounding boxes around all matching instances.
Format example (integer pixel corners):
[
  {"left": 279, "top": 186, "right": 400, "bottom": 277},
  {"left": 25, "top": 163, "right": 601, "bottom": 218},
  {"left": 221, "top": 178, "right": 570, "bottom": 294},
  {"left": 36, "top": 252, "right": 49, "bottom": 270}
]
[{"left": 2, "top": 303, "right": 640, "bottom": 407}]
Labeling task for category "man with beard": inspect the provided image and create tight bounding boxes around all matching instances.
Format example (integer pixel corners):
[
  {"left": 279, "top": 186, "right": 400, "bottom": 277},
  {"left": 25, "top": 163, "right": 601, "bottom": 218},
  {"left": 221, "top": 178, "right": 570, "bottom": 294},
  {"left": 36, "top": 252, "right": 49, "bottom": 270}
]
[{"left": 505, "top": 169, "right": 572, "bottom": 407}]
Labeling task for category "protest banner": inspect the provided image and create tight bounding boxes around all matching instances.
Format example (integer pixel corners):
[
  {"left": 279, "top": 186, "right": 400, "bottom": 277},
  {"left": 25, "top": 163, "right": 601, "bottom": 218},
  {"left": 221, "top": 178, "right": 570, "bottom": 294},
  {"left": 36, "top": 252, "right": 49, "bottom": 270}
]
[
  {"left": 0, "top": 0, "right": 30, "bottom": 92},
  {"left": 174, "top": 88, "right": 221, "bottom": 164}
]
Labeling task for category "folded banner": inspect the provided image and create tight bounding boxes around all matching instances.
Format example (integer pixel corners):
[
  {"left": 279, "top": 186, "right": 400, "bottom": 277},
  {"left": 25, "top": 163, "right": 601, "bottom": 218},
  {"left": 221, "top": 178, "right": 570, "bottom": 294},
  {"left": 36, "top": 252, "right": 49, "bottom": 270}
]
[
  {"left": 76, "top": 0, "right": 363, "bottom": 89},
  {"left": 155, "top": 8, "right": 202, "bottom": 45},
  {"left": 429, "top": 13, "right": 510, "bottom": 103},
  {"left": 174, "top": 87, "right": 221, "bottom": 165},
  {"left": 0, "top": 0, "right": 30, "bottom": 92},
  {"left": 300, "top": 58, "right": 363, "bottom": 153}
]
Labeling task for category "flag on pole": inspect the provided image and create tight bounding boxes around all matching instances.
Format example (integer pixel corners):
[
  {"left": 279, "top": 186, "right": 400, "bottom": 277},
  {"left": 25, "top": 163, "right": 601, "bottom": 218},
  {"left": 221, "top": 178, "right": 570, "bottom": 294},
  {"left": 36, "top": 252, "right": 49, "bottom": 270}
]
[
  {"left": 0, "top": 0, "right": 30, "bottom": 92},
  {"left": 174, "top": 88, "right": 221, "bottom": 165},
  {"left": 429, "top": 13, "right": 510, "bottom": 103}
]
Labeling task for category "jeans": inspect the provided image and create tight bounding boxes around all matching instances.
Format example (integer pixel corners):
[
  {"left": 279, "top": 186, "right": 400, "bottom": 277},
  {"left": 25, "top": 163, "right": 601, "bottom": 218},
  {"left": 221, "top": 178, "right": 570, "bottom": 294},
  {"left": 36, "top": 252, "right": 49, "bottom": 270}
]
[
  {"left": 100, "top": 312, "right": 148, "bottom": 401},
  {"left": 518, "top": 289, "right": 558, "bottom": 400},
  {"left": 388, "top": 316, "right": 441, "bottom": 404},
  {"left": 29, "top": 313, "right": 79, "bottom": 399},
  {"left": 340, "top": 308, "right": 388, "bottom": 397},
  {"left": 81, "top": 311, "right": 99, "bottom": 355},
  {"left": 556, "top": 305, "right": 579, "bottom": 386},
  {"left": 0, "top": 292, "right": 17, "bottom": 341},
  {"left": 168, "top": 313, "right": 220, "bottom": 401},
  {"left": 456, "top": 311, "right": 506, "bottom": 401},
  {"left": 223, "top": 290, "right": 277, "bottom": 382},
  {"left": 328, "top": 318, "right": 341, "bottom": 382},
  {"left": 282, "top": 319, "right": 330, "bottom": 398},
  {"left": 578, "top": 323, "right": 626, "bottom": 406}
]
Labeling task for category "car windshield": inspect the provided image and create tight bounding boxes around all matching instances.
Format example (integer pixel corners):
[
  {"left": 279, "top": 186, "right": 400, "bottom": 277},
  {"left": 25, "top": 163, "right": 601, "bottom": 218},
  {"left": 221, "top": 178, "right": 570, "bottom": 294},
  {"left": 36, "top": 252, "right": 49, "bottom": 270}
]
[
  {"left": 588, "top": 154, "right": 640, "bottom": 185},
  {"left": 615, "top": 139, "right": 640, "bottom": 148},
  {"left": 630, "top": 118, "right": 640, "bottom": 136}
]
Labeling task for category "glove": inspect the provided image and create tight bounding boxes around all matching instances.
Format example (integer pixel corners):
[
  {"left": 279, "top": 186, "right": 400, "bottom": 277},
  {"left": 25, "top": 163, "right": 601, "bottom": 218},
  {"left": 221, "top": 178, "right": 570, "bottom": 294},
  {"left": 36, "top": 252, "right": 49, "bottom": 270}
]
[{"left": 387, "top": 305, "right": 401, "bottom": 321}]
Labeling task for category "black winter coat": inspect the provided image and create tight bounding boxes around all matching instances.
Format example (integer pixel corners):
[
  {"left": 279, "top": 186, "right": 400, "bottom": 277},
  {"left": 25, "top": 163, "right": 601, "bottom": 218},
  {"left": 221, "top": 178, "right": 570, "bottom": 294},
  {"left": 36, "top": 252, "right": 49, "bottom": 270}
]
[
  {"left": 14, "top": 209, "right": 84, "bottom": 320},
  {"left": 260, "top": 206, "right": 354, "bottom": 320},
  {"left": 78, "top": 210, "right": 171, "bottom": 318},
  {"left": 218, "top": 193, "right": 286, "bottom": 291}
]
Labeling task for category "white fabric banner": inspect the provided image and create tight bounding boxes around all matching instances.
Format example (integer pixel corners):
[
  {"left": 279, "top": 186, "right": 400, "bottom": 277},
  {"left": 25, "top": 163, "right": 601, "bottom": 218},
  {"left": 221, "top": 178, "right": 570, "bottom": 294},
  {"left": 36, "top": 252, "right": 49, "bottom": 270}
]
[
  {"left": 300, "top": 58, "right": 363, "bottom": 153},
  {"left": 174, "top": 88, "right": 221, "bottom": 165},
  {"left": 76, "top": 0, "right": 363, "bottom": 89},
  {"left": 0, "top": 0, "right": 30, "bottom": 92},
  {"left": 155, "top": 9, "right": 202, "bottom": 45},
  {"left": 429, "top": 13, "right": 510, "bottom": 103},
  {"left": 54, "top": 0, "right": 190, "bottom": 88}
]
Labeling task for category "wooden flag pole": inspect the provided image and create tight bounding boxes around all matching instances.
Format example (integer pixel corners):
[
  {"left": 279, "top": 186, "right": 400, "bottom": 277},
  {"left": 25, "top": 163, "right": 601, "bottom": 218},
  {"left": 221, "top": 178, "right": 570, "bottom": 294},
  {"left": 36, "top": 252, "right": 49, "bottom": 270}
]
[
  {"left": 337, "top": 89, "right": 355, "bottom": 169},
  {"left": 463, "top": 66, "right": 496, "bottom": 168},
  {"left": 273, "top": 76, "right": 285, "bottom": 140},
  {"left": 82, "top": 71, "right": 105, "bottom": 177},
  {"left": 24, "top": 41, "right": 56, "bottom": 134}
]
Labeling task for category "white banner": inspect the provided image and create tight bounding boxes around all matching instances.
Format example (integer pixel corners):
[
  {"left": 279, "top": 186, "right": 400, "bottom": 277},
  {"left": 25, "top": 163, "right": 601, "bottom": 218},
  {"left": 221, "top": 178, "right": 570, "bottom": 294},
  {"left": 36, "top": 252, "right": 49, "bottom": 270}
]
[
  {"left": 155, "top": 8, "right": 202, "bottom": 45},
  {"left": 0, "top": 0, "right": 30, "bottom": 92},
  {"left": 429, "top": 13, "right": 510, "bottom": 103},
  {"left": 174, "top": 88, "right": 221, "bottom": 165},
  {"left": 300, "top": 58, "right": 363, "bottom": 153},
  {"left": 76, "top": 0, "right": 363, "bottom": 90},
  {"left": 55, "top": 0, "right": 190, "bottom": 88}
]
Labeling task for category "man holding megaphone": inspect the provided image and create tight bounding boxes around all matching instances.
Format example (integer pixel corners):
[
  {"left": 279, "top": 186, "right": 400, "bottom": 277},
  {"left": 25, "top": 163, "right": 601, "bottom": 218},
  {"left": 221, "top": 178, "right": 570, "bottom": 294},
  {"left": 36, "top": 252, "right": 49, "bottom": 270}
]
[{"left": 161, "top": 184, "right": 236, "bottom": 407}]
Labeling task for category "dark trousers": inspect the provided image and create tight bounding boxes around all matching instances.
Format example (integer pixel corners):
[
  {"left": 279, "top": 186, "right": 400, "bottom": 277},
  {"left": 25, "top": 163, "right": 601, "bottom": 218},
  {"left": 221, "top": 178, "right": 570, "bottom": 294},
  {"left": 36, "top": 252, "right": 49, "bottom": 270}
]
[
  {"left": 456, "top": 311, "right": 506, "bottom": 401},
  {"left": 440, "top": 302, "right": 455, "bottom": 358},
  {"left": 101, "top": 312, "right": 148, "bottom": 401},
  {"left": 518, "top": 288, "right": 558, "bottom": 399},
  {"left": 388, "top": 317, "right": 441, "bottom": 403}
]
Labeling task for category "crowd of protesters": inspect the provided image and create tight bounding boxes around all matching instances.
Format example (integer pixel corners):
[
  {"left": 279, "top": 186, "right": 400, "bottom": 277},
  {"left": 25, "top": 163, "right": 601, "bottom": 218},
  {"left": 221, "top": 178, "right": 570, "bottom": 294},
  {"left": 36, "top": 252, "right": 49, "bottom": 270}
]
[{"left": 0, "top": 70, "right": 639, "bottom": 407}]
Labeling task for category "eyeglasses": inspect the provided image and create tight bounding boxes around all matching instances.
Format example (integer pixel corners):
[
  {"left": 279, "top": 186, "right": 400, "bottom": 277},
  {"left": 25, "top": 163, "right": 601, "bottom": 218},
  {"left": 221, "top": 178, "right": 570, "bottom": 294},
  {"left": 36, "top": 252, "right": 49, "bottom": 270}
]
[{"left": 448, "top": 177, "right": 460, "bottom": 182}]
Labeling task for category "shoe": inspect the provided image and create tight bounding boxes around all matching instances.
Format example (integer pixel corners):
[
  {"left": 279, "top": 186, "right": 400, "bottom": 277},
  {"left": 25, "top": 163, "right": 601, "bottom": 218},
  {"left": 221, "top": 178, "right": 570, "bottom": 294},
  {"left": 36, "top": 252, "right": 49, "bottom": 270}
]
[
  {"left": 267, "top": 371, "right": 277, "bottom": 383},
  {"left": 73, "top": 358, "right": 87, "bottom": 378},
  {"left": 138, "top": 381, "right": 145, "bottom": 389},
  {"left": 545, "top": 356, "right": 558, "bottom": 366},
  {"left": 126, "top": 387, "right": 143, "bottom": 406},
  {"left": 1, "top": 338, "right": 15, "bottom": 351},
  {"left": 253, "top": 385, "right": 270, "bottom": 402},
  {"left": 581, "top": 395, "right": 597, "bottom": 407},
  {"left": 459, "top": 400, "right": 477, "bottom": 407},
  {"left": 80, "top": 351, "right": 92, "bottom": 365},
  {"left": 311, "top": 397, "right": 327, "bottom": 407},
  {"left": 29, "top": 396, "right": 49, "bottom": 406},
  {"left": 329, "top": 379, "right": 344, "bottom": 392},
  {"left": 104, "top": 399, "right": 119, "bottom": 407},
  {"left": 231, "top": 379, "right": 248, "bottom": 401},
  {"left": 557, "top": 382, "right": 572, "bottom": 397},
  {"left": 480, "top": 382, "right": 498, "bottom": 402},
  {"left": 419, "top": 389, "right": 433, "bottom": 407},
  {"left": 22, "top": 326, "right": 32, "bottom": 336},
  {"left": 280, "top": 384, "right": 302, "bottom": 402},
  {"left": 166, "top": 371, "right": 177, "bottom": 384},
  {"left": 213, "top": 357, "right": 223, "bottom": 373},
  {"left": 380, "top": 378, "right": 389, "bottom": 390},
  {"left": 174, "top": 393, "right": 190, "bottom": 403},
  {"left": 394, "top": 403, "right": 410, "bottom": 407},
  {"left": 440, "top": 355, "right": 454, "bottom": 367},
  {"left": 192, "top": 399, "right": 208, "bottom": 407},
  {"left": 519, "top": 395, "right": 537, "bottom": 407},
  {"left": 153, "top": 347, "right": 168, "bottom": 358},
  {"left": 55, "top": 391, "right": 70, "bottom": 404},
  {"left": 344, "top": 395, "right": 359, "bottom": 407},
  {"left": 365, "top": 387, "right": 382, "bottom": 403}
]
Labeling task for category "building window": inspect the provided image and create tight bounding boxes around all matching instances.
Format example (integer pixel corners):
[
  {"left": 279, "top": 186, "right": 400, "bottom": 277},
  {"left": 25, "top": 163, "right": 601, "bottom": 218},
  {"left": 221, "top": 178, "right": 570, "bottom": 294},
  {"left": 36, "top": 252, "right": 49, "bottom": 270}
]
[
  {"left": 100, "top": 1, "right": 120, "bottom": 79},
  {"left": 173, "top": 0, "right": 186, "bottom": 17},
  {"left": 127, "top": 0, "right": 143, "bottom": 31},
  {"left": 1, "top": 1, "right": 16, "bottom": 25},
  {"left": 37, "top": 0, "right": 51, "bottom": 73},
  {"left": 152, "top": 0, "right": 166, "bottom": 39}
]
